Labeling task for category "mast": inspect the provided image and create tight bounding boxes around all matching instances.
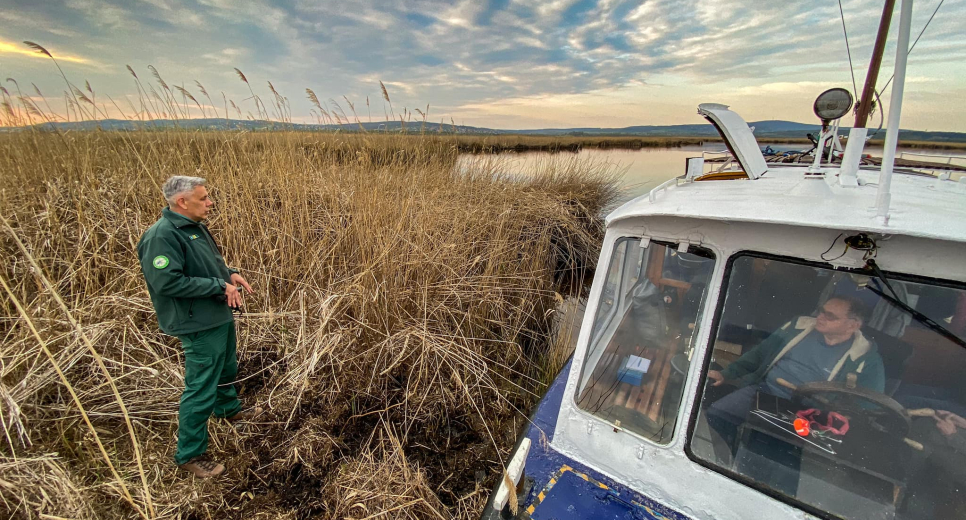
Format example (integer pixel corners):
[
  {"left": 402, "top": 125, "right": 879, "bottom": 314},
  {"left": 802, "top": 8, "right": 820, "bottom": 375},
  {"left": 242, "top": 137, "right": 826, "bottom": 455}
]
[
  {"left": 854, "top": 0, "right": 897, "bottom": 128},
  {"left": 875, "top": 0, "right": 914, "bottom": 225},
  {"left": 840, "top": 0, "right": 900, "bottom": 185}
]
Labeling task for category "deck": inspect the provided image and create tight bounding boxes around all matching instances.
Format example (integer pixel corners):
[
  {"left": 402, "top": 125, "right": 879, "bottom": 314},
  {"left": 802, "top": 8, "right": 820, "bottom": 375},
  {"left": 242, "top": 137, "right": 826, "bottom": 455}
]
[{"left": 707, "top": 151, "right": 966, "bottom": 172}]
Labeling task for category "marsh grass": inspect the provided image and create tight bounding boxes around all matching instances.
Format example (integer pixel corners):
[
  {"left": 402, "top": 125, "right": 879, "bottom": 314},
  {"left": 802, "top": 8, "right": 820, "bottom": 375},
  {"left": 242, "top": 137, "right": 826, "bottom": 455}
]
[
  {"left": 0, "top": 122, "right": 619, "bottom": 520},
  {"left": 0, "top": 40, "right": 622, "bottom": 519}
]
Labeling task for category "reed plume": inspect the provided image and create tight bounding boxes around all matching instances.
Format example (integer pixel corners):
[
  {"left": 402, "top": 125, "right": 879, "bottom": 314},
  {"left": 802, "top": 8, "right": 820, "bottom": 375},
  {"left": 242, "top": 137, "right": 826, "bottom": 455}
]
[{"left": 380, "top": 80, "right": 395, "bottom": 121}]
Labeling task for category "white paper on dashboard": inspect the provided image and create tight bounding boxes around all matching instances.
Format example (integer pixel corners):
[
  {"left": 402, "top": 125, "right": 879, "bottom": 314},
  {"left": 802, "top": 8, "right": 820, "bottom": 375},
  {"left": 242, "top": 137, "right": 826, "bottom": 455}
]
[{"left": 625, "top": 355, "right": 651, "bottom": 373}]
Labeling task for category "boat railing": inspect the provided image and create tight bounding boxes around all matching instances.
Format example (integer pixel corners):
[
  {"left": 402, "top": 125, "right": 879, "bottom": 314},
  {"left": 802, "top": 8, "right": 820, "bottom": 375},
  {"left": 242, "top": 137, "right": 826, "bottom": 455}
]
[
  {"left": 898, "top": 151, "right": 966, "bottom": 166},
  {"left": 702, "top": 150, "right": 739, "bottom": 173}
]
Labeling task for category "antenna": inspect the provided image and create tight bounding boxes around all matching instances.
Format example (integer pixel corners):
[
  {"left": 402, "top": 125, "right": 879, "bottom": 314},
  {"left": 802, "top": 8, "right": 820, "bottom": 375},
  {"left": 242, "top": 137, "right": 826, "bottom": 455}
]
[{"left": 876, "top": 0, "right": 914, "bottom": 226}]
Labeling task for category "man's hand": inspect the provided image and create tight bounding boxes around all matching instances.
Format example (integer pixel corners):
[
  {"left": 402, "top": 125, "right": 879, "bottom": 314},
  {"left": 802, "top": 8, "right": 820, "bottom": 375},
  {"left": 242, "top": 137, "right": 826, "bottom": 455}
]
[
  {"left": 708, "top": 370, "right": 725, "bottom": 387},
  {"left": 936, "top": 418, "right": 958, "bottom": 437},
  {"left": 937, "top": 410, "right": 966, "bottom": 429},
  {"left": 225, "top": 283, "right": 242, "bottom": 309},
  {"left": 230, "top": 273, "right": 253, "bottom": 294}
]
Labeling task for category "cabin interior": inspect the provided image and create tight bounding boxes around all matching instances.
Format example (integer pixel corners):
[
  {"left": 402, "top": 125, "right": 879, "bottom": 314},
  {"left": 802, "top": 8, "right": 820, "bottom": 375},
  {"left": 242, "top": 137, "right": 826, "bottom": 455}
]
[{"left": 576, "top": 238, "right": 966, "bottom": 519}]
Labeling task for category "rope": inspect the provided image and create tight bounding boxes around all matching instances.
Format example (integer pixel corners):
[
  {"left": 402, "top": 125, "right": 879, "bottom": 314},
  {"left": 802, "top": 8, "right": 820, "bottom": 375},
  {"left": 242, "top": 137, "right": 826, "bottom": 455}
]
[
  {"left": 868, "top": 88, "right": 885, "bottom": 139},
  {"left": 880, "top": 0, "right": 946, "bottom": 93},
  {"left": 837, "top": 0, "right": 859, "bottom": 100}
]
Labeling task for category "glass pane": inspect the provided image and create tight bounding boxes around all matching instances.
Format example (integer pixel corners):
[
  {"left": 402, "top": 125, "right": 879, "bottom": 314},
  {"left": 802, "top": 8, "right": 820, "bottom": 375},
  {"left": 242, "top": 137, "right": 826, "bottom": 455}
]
[
  {"left": 690, "top": 255, "right": 966, "bottom": 519},
  {"left": 589, "top": 238, "right": 628, "bottom": 343},
  {"left": 577, "top": 239, "right": 715, "bottom": 444}
]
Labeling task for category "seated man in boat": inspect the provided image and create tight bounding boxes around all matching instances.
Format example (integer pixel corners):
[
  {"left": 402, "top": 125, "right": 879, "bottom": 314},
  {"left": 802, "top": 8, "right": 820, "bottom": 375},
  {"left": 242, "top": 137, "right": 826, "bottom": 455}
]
[{"left": 704, "top": 296, "right": 886, "bottom": 463}]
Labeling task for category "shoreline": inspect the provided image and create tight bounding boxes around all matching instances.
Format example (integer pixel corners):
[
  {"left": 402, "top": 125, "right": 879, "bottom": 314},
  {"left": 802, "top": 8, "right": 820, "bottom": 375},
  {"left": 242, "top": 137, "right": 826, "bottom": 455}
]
[{"left": 450, "top": 135, "right": 966, "bottom": 153}]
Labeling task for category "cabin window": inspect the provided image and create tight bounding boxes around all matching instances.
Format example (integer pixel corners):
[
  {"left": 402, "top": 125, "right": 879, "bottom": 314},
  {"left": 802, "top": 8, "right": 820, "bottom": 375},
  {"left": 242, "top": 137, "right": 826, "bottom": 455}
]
[
  {"left": 577, "top": 238, "right": 715, "bottom": 444},
  {"left": 689, "top": 253, "right": 966, "bottom": 520}
]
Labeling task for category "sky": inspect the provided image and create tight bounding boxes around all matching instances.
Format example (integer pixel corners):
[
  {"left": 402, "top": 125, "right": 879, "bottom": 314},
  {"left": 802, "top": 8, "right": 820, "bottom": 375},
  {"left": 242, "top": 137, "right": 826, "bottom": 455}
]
[{"left": 1, "top": 0, "right": 965, "bottom": 131}]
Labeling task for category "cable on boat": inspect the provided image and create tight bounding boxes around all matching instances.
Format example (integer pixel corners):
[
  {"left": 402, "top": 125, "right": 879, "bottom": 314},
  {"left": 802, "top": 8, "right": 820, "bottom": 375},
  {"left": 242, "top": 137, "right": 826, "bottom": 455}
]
[
  {"left": 820, "top": 232, "right": 966, "bottom": 348},
  {"left": 820, "top": 233, "right": 848, "bottom": 262},
  {"left": 837, "top": 0, "right": 859, "bottom": 100},
  {"left": 868, "top": 88, "right": 885, "bottom": 139},
  {"left": 880, "top": 0, "right": 946, "bottom": 93},
  {"left": 865, "top": 260, "right": 966, "bottom": 349}
]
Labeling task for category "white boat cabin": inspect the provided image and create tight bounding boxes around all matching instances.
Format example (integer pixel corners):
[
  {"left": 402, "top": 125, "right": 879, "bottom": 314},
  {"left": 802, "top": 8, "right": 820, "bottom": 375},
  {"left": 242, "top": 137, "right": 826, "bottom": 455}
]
[{"left": 551, "top": 104, "right": 966, "bottom": 519}]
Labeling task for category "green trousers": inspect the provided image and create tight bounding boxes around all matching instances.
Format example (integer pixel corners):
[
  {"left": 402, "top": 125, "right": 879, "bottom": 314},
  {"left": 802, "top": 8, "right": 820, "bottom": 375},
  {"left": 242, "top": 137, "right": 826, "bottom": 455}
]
[{"left": 174, "top": 321, "right": 242, "bottom": 465}]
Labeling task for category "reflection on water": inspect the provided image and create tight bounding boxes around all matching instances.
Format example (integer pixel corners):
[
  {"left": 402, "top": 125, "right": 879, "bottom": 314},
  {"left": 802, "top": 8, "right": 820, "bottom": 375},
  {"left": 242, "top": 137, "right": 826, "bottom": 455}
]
[
  {"left": 459, "top": 145, "right": 716, "bottom": 204},
  {"left": 460, "top": 144, "right": 966, "bottom": 205}
]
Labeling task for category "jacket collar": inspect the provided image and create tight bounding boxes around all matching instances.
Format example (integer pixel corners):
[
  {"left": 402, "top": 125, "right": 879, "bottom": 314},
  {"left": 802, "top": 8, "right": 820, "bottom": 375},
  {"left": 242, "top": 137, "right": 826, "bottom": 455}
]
[
  {"left": 765, "top": 316, "right": 874, "bottom": 381},
  {"left": 162, "top": 207, "right": 201, "bottom": 229},
  {"left": 793, "top": 316, "right": 872, "bottom": 361}
]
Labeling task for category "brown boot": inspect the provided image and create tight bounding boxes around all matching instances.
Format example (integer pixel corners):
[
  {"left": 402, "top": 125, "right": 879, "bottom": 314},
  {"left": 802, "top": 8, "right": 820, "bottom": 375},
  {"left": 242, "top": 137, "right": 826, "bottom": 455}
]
[
  {"left": 226, "top": 406, "right": 264, "bottom": 423},
  {"left": 180, "top": 455, "right": 225, "bottom": 478}
]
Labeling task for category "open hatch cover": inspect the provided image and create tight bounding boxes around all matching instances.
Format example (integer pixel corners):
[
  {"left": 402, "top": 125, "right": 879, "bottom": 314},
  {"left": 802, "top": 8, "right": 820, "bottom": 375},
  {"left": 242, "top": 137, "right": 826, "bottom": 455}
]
[{"left": 698, "top": 103, "right": 769, "bottom": 180}]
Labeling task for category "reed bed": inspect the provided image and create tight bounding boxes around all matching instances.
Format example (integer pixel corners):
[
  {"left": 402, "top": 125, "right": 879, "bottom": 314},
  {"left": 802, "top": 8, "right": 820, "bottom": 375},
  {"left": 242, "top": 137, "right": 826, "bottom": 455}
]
[
  {"left": 446, "top": 135, "right": 710, "bottom": 153},
  {"left": 0, "top": 127, "right": 619, "bottom": 519}
]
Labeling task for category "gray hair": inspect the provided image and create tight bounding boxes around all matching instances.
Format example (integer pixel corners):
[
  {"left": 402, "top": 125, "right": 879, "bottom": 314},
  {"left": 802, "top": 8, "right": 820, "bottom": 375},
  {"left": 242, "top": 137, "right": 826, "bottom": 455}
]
[{"left": 162, "top": 176, "right": 206, "bottom": 204}]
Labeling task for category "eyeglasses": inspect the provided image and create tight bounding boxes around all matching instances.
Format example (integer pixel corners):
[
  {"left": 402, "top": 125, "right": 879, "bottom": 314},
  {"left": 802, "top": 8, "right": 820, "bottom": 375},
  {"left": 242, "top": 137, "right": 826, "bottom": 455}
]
[{"left": 818, "top": 307, "right": 848, "bottom": 321}]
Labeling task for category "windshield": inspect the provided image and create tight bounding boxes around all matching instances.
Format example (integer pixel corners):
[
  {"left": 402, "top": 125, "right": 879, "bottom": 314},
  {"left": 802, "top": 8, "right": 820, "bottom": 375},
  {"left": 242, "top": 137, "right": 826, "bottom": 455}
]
[
  {"left": 577, "top": 238, "right": 715, "bottom": 444},
  {"left": 689, "top": 253, "right": 966, "bottom": 519}
]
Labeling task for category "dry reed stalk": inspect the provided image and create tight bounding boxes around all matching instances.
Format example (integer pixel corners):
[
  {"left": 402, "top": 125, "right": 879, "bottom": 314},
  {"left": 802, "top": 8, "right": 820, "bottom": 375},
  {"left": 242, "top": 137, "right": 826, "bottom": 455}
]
[
  {"left": 0, "top": 455, "right": 97, "bottom": 519},
  {"left": 323, "top": 422, "right": 447, "bottom": 520},
  {"left": 379, "top": 81, "right": 394, "bottom": 121},
  {"left": 22, "top": 42, "right": 82, "bottom": 117},
  {"left": 0, "top": 125, "right": 617, "bottom": 519},
  {"left": 234, "top": 68, "right": 265, "bottom": 120},
  {"left": 1, "top": 216, "right": 156, "bottom": 519},
  {"left": 0, "top": 273, "right": 146, "bottom": 518}
]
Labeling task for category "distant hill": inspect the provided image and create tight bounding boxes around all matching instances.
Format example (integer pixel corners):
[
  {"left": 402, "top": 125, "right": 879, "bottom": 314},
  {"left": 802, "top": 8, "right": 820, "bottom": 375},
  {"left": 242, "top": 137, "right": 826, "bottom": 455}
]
[
  {"left": 0, "top": 119, "right": 492, "bottom": 134},
  {"left": 3, "top": 118, "right": 965, "bottom": 143}
]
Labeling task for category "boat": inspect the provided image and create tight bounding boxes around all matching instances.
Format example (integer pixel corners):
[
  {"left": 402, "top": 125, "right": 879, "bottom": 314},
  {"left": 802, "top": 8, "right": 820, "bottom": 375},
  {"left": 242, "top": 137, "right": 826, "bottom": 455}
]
[{"left": 481, "top": 1, "right": 966, "bottom": 518}]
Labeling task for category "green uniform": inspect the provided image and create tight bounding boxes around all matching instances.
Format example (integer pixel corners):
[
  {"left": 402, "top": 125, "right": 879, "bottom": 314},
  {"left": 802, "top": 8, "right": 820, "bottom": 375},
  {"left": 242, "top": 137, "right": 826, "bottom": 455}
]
[{"left": 137, "top": 207, "right": 242, "bottom": 465}]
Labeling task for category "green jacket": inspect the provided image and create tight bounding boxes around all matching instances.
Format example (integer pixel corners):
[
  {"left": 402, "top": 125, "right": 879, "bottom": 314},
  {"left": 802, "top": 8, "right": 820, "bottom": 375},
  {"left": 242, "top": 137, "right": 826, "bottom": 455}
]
[
  {"left": 137, "top": 207, "right": 238, "bottom": 335},
  {"left": 720, "top": 316, "right": 886, "bottom": 392}
]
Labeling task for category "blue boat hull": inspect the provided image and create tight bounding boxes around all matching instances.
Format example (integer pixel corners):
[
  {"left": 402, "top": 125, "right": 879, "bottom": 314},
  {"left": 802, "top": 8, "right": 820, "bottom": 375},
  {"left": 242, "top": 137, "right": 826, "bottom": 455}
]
[{"left": 481, "top": 358, "right": 690, "bottom": 520}]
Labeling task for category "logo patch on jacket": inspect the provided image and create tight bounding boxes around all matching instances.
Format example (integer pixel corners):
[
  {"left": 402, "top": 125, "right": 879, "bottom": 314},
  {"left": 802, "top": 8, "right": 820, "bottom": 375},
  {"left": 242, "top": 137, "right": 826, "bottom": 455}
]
[
  {"left": 190, "top": 234, "right": 199, "bottom": 240},
  {"left": 153, "top": 255, "right": 170, "bottom": 269}
]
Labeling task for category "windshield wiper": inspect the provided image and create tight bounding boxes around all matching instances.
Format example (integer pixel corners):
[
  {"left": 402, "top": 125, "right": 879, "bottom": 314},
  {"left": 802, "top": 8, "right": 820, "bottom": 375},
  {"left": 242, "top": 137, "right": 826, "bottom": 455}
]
[{"left": 865, "top": 259, "right": 966, "bottom": 349}]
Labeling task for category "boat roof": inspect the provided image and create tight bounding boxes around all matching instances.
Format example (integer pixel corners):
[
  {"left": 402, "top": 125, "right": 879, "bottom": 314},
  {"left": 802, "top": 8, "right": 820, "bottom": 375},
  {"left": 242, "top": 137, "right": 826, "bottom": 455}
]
[{"left": 607, "top": 166, "right": 966, "bottom": 243}]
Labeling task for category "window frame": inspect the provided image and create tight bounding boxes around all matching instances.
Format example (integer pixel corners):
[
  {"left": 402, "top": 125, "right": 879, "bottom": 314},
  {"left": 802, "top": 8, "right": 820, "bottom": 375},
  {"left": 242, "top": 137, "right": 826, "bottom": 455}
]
[
  {"left": 586, "top": 237, "right": 640, "bottom": 358},
  {"left": 683, "top": 249, "right": 966, "bottom": 520},
  {"left": 574, "top": 236, "right": 718, "bottom": 447}
]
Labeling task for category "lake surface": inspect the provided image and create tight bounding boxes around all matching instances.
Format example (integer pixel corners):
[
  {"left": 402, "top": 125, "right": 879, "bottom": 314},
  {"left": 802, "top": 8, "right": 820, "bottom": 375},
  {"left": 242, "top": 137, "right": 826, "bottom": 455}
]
[{"left": 462, "top": 144, "right": 966, "bottom": 205}]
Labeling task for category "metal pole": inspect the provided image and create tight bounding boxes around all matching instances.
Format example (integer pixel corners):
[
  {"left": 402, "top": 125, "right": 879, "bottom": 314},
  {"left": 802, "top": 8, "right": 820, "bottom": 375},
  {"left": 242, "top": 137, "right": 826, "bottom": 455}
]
[
  {"left": 807, "top": 128, "right": 826, "bottom": 174},
  {"left": 854, "top": 0, "right": 897, "bottom": 128},
  {"left": 876, "top": 0, "right": 914, "bottom": 225}
]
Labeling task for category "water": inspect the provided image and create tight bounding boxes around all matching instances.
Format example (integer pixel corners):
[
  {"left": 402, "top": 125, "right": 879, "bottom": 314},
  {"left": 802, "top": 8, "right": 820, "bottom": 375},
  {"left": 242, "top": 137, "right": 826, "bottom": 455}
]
[
  {"left": 461, "top": 144, "right": 966, "bottom": 205},
  {"left": 463, "top": 143, "right": 966, "bottom": 354}
]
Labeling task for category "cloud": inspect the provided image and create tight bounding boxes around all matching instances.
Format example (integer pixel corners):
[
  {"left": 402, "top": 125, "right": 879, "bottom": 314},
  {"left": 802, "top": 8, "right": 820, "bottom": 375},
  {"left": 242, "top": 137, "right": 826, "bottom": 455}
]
[
  {"left": 201, "top": 48, "right": 248, "bottom": 66},
  {"left": 2, "top": 0, "right": 965, "bottom": 131},
  {"left": 0, "top": 39, "right": 92, "bottom": 65}
]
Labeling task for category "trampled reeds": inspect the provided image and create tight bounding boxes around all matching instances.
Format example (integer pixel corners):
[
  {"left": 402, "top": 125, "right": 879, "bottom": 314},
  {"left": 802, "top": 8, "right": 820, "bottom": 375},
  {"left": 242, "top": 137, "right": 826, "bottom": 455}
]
[{"left": 0, "top": 127, "right": 620, "bottom": 519}]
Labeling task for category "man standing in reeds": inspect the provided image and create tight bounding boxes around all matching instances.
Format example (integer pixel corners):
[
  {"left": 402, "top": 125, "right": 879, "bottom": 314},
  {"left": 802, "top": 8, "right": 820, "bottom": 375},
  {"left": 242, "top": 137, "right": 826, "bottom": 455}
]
[{"left": 137, "top": 176, "right": 262, "bottom": 478}]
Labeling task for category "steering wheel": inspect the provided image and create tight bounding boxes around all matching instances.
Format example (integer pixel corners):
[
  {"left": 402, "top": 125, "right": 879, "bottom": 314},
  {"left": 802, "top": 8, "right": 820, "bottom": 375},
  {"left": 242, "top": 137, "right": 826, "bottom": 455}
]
[{"left": 792, "top": 381, "right": 910, "bottom": 436}]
